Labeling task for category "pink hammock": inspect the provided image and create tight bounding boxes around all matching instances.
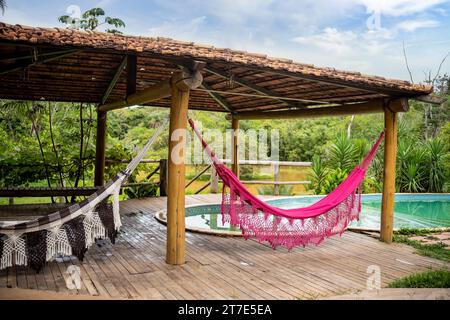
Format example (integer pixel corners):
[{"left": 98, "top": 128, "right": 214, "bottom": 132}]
[{"left": 188, "top": 118, "right": 384, "bottom": 250}]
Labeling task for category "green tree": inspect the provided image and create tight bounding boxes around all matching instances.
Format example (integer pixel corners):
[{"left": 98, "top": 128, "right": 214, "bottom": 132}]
[{"left": 58, "top": 7, "right": 125, "bottom": 34}]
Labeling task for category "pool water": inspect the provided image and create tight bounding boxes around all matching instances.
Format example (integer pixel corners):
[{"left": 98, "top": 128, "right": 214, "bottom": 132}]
[{"left": 185, "top": 194, "right": 450, "bottom": 232}]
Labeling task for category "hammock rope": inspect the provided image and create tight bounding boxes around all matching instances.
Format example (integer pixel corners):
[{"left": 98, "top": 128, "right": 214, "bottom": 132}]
[
  {"left": 188, "top": 117, "right": 384, "bottom": 249},
  {"left": 0, "top": 117, "right": 168, "bottom": 271}
]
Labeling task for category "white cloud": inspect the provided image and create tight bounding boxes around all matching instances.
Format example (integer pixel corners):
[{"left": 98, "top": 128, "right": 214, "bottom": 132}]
[
  {"left": 359, "top": 0, "right": 449, "bottom": 16},
  {"left": 147, "top": 16, "right": 207, "bottom": 39},
  {"left": 397, "top": 19, "right": 440, "bottom": 32},
  {"left": 293, "top": 28, "right": 358, "bottom": 55}
]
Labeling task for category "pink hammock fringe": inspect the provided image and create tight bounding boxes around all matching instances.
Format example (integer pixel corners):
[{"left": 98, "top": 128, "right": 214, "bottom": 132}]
[{"left": 189, "top": 118, "right": 385, "bottom": 250}]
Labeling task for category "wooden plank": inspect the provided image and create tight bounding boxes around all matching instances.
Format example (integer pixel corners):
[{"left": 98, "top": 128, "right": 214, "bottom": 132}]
[
  {"left": 0, "top": 194, "right": 447, "bottom": 299},
  {"left": 241, "top": 180, "right": 311, "bottom": 185}
]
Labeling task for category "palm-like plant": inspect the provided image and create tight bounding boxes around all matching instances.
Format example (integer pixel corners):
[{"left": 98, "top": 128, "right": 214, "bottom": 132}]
[
  {"left": 0, "top": 0, "right": 6, "bottom": 14},
  {"left": 328, "top": 133, "right": 359, "bottom": 172},
  {"left": 401, "top": 162, "right": 425, "bottom": 193},
  {"left": 58, "top": 7, "right": 125, "bottom": 34},
  {"left": 308, "top": 155, "right": 329, "bottom": 195},
  {"left": 427, "top": 139, "right": 446, "bottom": 192},
  {"left": 397, "top": 141, "right": 428, "bottom": 193}
]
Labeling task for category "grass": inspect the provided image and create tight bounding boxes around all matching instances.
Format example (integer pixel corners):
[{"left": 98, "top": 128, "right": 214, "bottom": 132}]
[
  {"left": 393, "top": 234, "right": 450, "bottom": 262},
  {"left": 394, "top": 227, "right": 450, "bottom": 237},
  {"left": 388, "top": 270, "right": 450, "bottom": 288}
]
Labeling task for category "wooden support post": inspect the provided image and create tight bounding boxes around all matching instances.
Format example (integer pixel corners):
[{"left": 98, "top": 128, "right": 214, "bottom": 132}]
[
  {"left": 159, "top": 159, "right": 168, "bottom": 197},
  {"left": 210, "top": 166, "right": 219, "bottom": 193},
  {"left": 94, "top": 110, "right": 107, "bottom": 186},
  {"left": 274, "top": 163, "right": 280, "bottom": 196},
  {"left": 126, "top": 54, "right": 137, "bottom": 96},
  {"left": 380, "top": 106, "right": 398, "bottom": 243},
  {"left": 166, "top": 68, "right": 203, "bottom": 265},
  {"left": 231, "top": 117, "right": 240, "bottom": 177}
]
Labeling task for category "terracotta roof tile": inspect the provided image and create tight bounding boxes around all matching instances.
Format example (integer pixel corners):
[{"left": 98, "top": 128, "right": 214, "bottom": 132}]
[{"left": 0, "top": 22, "right": 433, "bottom": 96}]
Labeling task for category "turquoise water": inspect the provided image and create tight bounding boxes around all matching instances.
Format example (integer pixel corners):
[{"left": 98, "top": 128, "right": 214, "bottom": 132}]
[{"left": 185, "top": 194, "right": 450, "bottom": 232}]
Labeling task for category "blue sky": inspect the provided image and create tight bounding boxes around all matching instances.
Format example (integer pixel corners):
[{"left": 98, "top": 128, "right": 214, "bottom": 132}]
[{"left": 2, "top": 0, "right": 450, "bottom": 83}]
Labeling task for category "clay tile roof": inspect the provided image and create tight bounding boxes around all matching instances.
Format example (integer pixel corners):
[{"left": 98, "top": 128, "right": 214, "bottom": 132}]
[{"left": 0, "top": 22, "right": 433, "bottom": 112}]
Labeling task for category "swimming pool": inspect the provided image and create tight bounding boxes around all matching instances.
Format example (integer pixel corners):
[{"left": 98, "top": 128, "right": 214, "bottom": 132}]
[{"left": 155, "top": 194, "right": 450, "bottom": 235}]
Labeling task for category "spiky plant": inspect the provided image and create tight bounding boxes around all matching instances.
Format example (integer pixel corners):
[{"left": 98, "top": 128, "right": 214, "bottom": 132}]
[
  {"left": 427, "top": 139, "right": 446, "bottom": 192},
  {"left": 328, "top": 133, "right": 359, "bottom": 172},
  {"left": 307, "top": 155, "right": 329, "bottom": 195}
]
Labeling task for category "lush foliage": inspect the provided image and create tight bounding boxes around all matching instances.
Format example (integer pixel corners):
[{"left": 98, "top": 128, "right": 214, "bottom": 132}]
[
  {"left": 388, "top": 270, "right": 450, "bottom": 288},
  {"left": 257, "top": 185, "right": 293, "bottom": 196},
  {"left": 307, "top": 98, "right": 450, "bottom": 195},
  {"left": 0, "top": 94, "right": 448, "bottom": 199},
  {"left": 123, "top": 184, "right": 159, "bottom": 199}
]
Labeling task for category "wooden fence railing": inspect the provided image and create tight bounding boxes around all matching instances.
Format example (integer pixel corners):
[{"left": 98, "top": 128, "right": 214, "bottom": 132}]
[
  {"left": 0, "top": 159, "right": 311, "bottom": 201},
  {"left": 185, "top": 160, "right": 312, "bottom": 195}
]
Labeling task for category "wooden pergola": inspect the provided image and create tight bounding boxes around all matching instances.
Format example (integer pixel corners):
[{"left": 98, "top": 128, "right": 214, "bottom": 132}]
[{"left": 0, "top": 23, "right": 441, "bottom": 265}]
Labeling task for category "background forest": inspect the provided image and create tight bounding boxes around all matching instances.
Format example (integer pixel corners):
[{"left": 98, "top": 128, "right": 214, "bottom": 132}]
[{"left": 0, "top": 77, "right": 449, "bottom": 201}]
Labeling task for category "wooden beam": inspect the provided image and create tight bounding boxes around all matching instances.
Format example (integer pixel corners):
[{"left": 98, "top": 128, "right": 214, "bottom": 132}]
[
  {"left": 0, "top": 48, "right": 79, "bottom": 64},
  {"left": 101, "top": 56, "right": 127, "bottom": 105},
  {"left": 194, "top": 87, "right": 330, "bottom": 104},
  {"left": 201, "top": 82, "right": 233, "bottom": 112},
  {"left": 126, "top": 54, "right": 137, "bottom": 96},
  {"left": 98, "top": 67, "right": 203, "bottom": 112},
  {"left": 0, "top": 49, "right": 80, "bottom": 75},
  {"left": 380, "top": 106, "right": 398, "bottom": 243},
  {"left": 0, "top": 187, "right": 99, "bottom": 197},
  {"left": 205, "top": 67, "right": 304, "bottom": 108},
  {"left": 94, "top": 110, "right": 107, "bottom": 186},
  {"left": 231, "top": 117, "right": 240, "bottom": 177},
  {"left": 414, "top": 95, "right": 447, "bottom": 105},
  {"left": 227, "top": 99, "right": 409, "bottom": 120},
  {"left": 194, "top": 181, "right": 211, "bottom": 194},
  {"left": 166, "top": 78, "right": 192, "bottom": 266},
  {"left": 241, "top": 64, "right": 426, "bottom": 97},
  {"left": 185, "top": 164, "right": 212, "bottom": 188}
]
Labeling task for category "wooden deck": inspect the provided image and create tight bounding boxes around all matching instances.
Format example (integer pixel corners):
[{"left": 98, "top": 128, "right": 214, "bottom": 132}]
[{"left": 0, "top": 194, "right": 448, "bottom": 300}]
